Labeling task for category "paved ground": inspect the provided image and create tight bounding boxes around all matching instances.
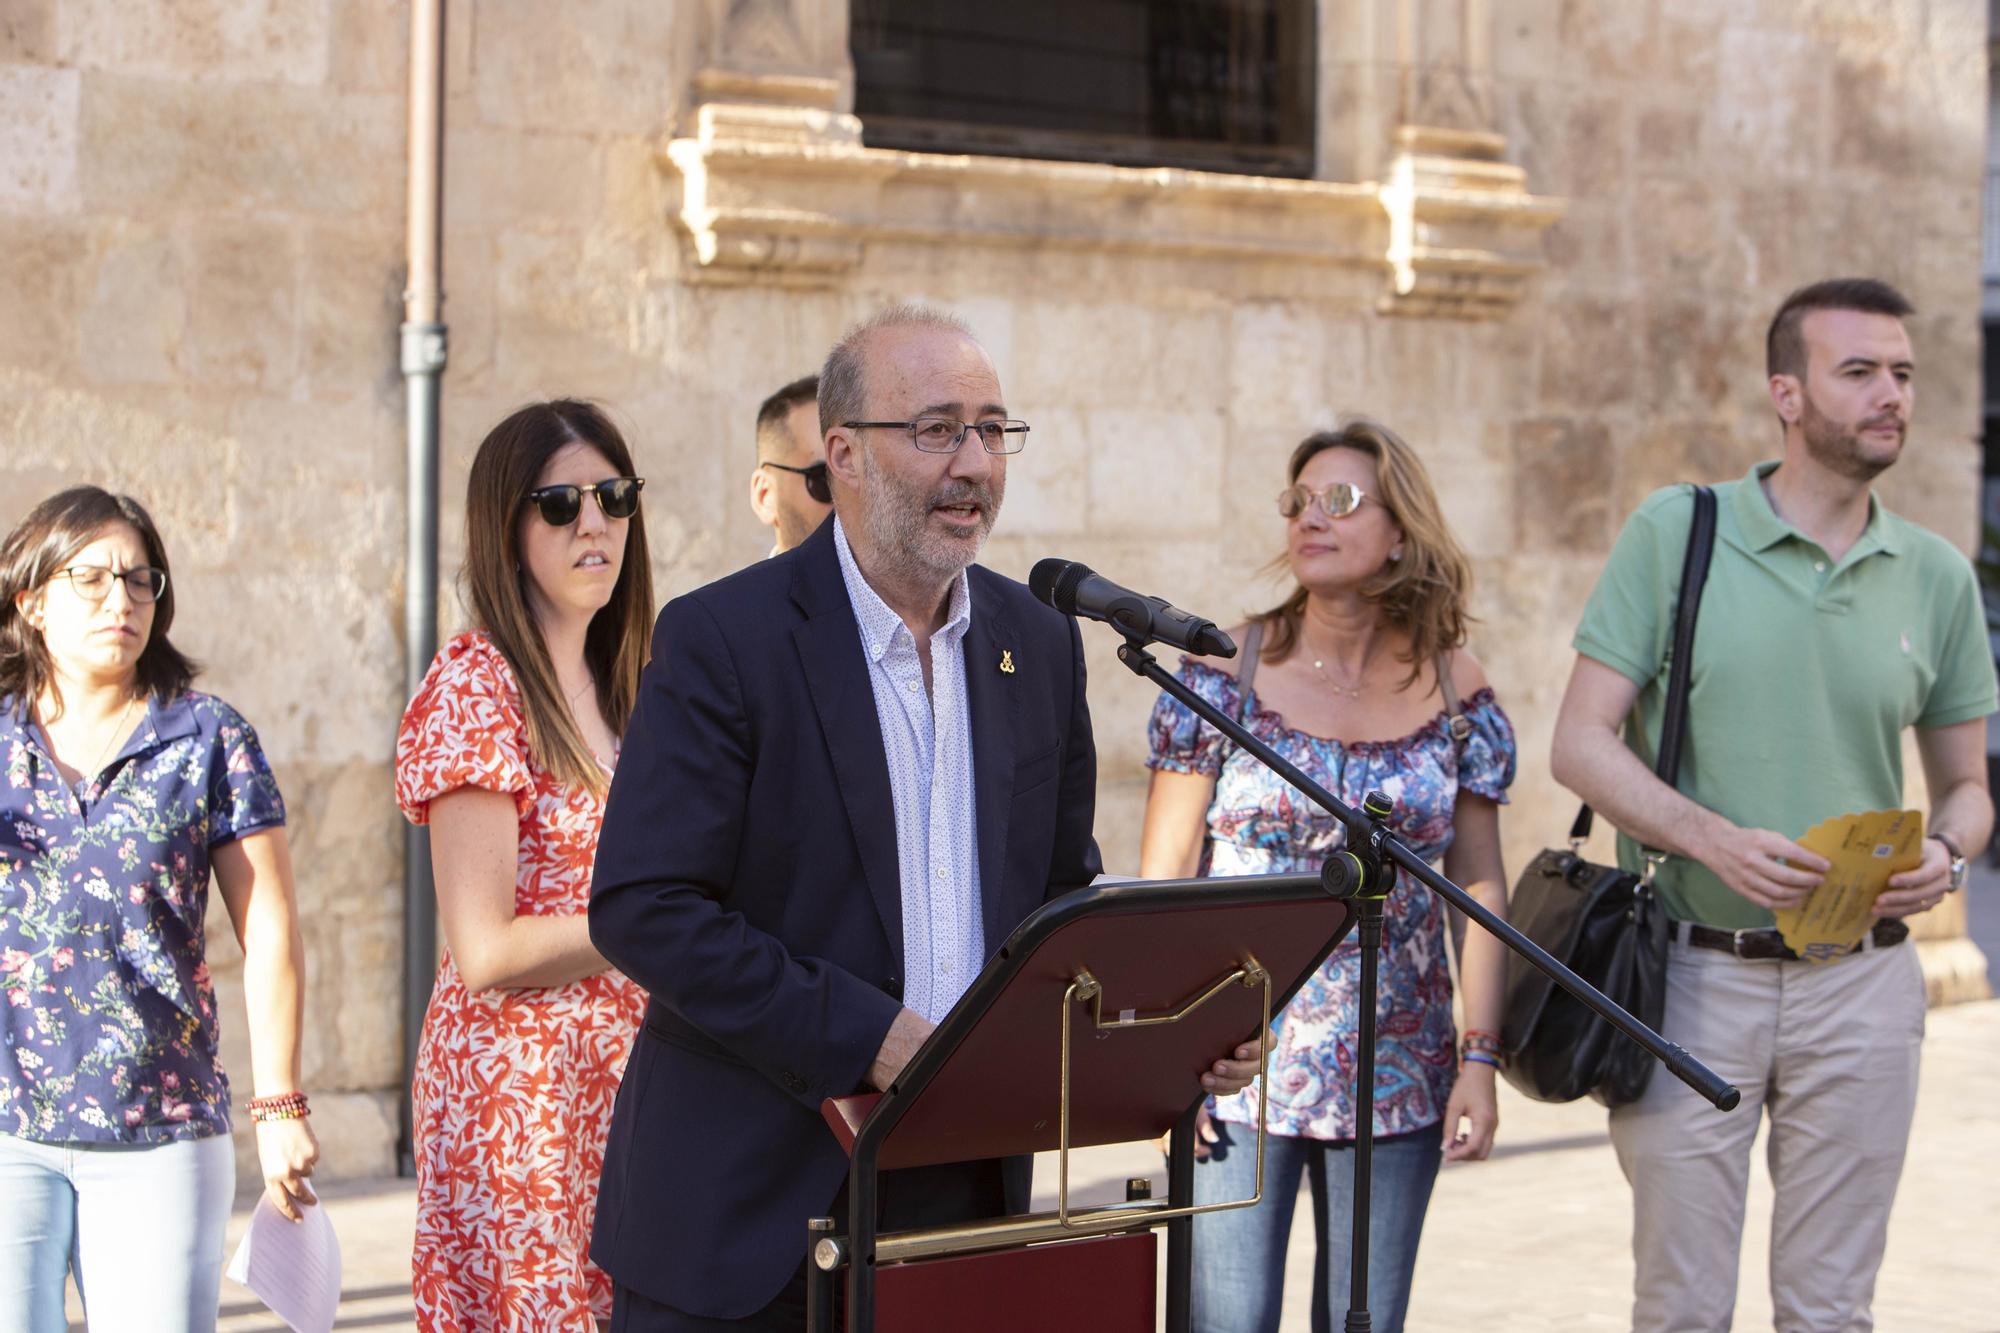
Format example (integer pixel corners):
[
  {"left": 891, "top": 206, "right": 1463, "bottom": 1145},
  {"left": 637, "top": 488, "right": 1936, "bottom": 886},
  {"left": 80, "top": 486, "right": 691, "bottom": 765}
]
[{"left": 65, "top": 987, "right": 1999, "bottom": 1331}]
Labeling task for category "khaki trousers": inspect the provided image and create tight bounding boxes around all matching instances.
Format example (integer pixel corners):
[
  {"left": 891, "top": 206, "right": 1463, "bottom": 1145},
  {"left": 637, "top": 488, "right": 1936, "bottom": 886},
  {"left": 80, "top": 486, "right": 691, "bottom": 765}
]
[{"left": 1607, "top": 937, "right": 1924, "bottom": 1332}]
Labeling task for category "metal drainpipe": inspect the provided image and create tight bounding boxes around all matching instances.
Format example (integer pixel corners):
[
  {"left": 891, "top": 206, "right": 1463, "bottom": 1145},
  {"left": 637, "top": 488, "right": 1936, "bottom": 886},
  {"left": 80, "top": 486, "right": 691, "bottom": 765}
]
[{"left": 398, "top": 0, "right": 447, "bottom": 1179}]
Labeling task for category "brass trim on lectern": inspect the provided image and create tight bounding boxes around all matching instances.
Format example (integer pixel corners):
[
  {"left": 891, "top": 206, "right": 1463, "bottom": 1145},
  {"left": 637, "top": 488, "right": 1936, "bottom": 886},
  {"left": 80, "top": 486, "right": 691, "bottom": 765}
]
[
  {"left": 1057, "top": 956, "right": 1273, "bottom": 1230},
  {"left": 868, "top": 1196, "right": 1177, "bottom": 1265}
]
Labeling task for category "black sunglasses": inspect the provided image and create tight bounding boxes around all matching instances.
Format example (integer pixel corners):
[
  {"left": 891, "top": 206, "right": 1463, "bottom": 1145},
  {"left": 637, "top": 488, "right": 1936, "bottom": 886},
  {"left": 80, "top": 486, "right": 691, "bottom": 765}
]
[
  {"left": 761, "top": 460, "right": 830, "bottom": 505},
  {"left": 525, "top": 476, "right": 644, "bottom": 527}
]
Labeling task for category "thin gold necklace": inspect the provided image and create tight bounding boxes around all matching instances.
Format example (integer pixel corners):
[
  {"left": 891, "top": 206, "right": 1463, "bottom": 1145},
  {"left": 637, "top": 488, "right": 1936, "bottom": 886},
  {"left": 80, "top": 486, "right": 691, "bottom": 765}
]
[
  {"left": 1308, "top": 638, "right": 1378, "bottom": 700},
  {"left": 49, "top": 694, "right": 138, "bottom": 787}
]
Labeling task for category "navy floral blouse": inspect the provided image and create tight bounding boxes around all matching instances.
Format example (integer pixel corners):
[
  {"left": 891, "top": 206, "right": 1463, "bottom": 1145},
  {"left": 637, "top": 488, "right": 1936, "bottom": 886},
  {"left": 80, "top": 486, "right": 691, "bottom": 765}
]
[
  {"left": 1147, "top": 658, "right": 1516, "bottom": 1141},
  {"left": 0, "top": 691, "right": 285, "bottom": 1143}
]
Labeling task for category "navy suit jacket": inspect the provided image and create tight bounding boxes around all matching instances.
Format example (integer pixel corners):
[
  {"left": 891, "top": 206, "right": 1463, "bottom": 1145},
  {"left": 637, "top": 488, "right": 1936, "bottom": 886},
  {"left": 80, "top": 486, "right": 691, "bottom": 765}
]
[{"left": 587, "top": 520, "right": 1103, "bottom": 1317}]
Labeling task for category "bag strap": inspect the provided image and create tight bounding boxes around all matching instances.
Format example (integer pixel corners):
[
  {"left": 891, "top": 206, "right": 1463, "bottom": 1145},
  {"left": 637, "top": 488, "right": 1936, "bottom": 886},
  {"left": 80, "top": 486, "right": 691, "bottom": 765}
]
[
  {"left": 1436, "top": 651, "right": 1472, "bottom": 744},
  {"left": 1206, "top": 622, "right": 1263, "bottom": 816},
  {"left": 1572, "top": 484, "right": 1717, "bottom": 848},
  {"left": 1233, "top": 621, "right": 1264, "bottom": 724},
  {"left": 1652, "top": 484, "right": 1718, "bottom": 787}
]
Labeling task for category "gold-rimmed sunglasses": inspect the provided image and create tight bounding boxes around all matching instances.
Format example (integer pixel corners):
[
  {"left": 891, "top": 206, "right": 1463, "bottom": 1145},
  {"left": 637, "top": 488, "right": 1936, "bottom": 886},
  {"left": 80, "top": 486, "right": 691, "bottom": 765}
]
[
  {"left": 524, "top": 477, "right": 645, "bottom": 527},
  {"left": 1276, "top": 481, "right": 1376, "bottom": 521}
]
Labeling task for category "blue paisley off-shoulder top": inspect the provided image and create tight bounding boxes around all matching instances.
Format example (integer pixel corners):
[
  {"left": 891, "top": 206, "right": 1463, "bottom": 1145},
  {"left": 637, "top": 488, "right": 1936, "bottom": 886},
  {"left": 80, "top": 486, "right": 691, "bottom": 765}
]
[{"left": 1146, "top": 657, "right": 1516, "bottom": 1140}]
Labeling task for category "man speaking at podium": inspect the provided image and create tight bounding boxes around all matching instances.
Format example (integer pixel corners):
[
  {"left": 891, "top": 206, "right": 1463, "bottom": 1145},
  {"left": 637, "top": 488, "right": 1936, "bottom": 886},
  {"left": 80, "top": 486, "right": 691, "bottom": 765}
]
[{"left": 588, "top": 305, "right": 1270, "bottom": 1331}]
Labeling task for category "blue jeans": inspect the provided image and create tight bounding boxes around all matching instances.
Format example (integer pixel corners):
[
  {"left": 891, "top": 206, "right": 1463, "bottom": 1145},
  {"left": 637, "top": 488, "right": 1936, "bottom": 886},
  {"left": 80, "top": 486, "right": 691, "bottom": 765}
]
[
  {"left": 0, "top": 1132, "right": 235, "bottom": 1333},
  {"left": 1190, "top": 1118, "right": 1443, "bottom": 1333}
]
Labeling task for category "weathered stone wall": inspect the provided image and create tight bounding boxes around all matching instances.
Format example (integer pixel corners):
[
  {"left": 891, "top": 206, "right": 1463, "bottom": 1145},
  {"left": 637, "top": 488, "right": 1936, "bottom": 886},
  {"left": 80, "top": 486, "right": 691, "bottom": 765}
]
[
  {"left": 2, "top": 0, "right": 417, "bottom": 1185},
  {"left": 0, "top": 0, "right": 1987, "bottom": 1185}
]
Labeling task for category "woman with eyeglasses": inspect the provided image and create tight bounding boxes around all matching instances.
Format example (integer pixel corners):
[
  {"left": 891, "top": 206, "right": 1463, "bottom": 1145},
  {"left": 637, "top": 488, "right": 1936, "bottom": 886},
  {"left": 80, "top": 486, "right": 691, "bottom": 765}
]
[
  {"left": 0, "top": 487, "right": 316, "bottom": 1333},
  {"left": 396, "top": 400, "right": 655, "bottom": 1331},
  {"left": 1138, "top": 421, "right": 1516, "bottom": 1333}
]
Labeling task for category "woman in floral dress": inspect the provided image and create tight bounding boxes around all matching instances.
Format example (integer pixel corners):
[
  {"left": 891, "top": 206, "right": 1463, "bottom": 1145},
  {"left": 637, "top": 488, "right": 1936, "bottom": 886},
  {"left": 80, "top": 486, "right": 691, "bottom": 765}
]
[
  {"left": 0, "top": 487, "right": 317, "bottom": 1333},
  {"left": 1139, "top": 421, "right": 1516, "bottom": 1333},
  {"left": 397, "top": 401, "right": 655, "bottom": 1331}
]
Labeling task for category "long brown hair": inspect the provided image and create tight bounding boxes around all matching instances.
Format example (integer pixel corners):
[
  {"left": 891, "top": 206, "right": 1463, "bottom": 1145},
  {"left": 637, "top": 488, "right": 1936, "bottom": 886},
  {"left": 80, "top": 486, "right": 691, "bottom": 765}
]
[
  {"left": 1254, "top": 419, "right": 1473, "bottom": 687},
  {"left": 0, "top": 486, "right": 197, "bottom": 718},
  {"left": 461, "top": 400, "right": 655, "bottom": 795}
]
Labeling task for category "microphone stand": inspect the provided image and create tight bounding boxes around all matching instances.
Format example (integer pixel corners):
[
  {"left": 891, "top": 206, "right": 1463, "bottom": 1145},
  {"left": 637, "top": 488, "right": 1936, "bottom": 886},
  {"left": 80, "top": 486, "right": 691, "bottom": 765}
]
[{"left": 1113, "top": 636, "right": 1738, "bottom": 1333}]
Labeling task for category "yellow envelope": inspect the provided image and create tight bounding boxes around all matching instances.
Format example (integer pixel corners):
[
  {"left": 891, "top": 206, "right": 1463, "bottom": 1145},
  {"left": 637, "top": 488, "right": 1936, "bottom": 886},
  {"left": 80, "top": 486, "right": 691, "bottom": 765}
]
[{"left": 1774, "top": 809, "right": 1923, "bottom": 963}]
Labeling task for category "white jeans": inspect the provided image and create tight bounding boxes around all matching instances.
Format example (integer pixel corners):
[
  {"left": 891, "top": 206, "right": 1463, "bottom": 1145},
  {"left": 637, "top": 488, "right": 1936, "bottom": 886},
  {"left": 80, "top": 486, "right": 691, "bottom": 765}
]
[
  {"left": 1607, "top": 939, "right": 1924, "bottom": 1333},
  {"left": 0, "top": 1132, "right": 235, "bottom": 1333}
]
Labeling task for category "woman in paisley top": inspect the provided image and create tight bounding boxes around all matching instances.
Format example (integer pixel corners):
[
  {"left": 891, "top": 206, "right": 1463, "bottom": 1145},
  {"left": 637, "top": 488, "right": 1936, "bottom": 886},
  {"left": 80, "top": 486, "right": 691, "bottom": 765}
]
[
  {"left": 1140, "top": 421, "right": 1516, "bottom": 1333},
  {"left": 396, "top": 401, "right": 655, "bottom": 1331},
  {"left": 0, "top": 487, "right": 317, "bottom": 1333}
]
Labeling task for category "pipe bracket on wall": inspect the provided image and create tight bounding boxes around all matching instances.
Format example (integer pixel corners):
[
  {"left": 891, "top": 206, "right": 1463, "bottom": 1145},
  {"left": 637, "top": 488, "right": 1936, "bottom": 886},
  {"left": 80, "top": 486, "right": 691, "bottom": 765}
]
[{"left": 401, "top": 323, "right": 448, "bottom": 377}]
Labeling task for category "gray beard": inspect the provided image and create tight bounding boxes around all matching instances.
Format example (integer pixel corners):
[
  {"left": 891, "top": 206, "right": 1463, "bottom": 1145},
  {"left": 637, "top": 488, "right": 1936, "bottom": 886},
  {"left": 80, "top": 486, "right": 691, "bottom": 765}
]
[{"left": 857, "top": 450, "right": 998, "bottom": 586}]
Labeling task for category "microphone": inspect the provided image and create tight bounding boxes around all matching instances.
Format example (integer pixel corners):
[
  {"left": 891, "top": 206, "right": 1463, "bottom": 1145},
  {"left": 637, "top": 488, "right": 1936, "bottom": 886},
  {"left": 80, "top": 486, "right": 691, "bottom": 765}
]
[{"left": 1029, "top": 558, "right": 1236, "bottom": 658}]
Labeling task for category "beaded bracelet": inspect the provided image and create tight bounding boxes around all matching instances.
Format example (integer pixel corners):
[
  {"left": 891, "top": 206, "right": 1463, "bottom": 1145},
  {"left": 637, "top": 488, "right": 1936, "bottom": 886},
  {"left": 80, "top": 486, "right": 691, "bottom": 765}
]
[
  {"left": 1461, "top": 1052, "right": 1502, "bottom": 1071},
  {"left": 1460, "top": 1029, "right": 1504, "bottom": 1059},
  {"left": 246, "top": 1091, "right": 311, "bottom": 1123}
]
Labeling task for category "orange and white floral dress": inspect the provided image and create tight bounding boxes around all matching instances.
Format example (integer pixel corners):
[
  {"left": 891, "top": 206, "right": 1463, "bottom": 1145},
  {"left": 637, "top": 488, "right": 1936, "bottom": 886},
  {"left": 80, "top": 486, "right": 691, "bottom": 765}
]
[{"left": 395, "top": 631, "right": 646, "bottom": 1331}]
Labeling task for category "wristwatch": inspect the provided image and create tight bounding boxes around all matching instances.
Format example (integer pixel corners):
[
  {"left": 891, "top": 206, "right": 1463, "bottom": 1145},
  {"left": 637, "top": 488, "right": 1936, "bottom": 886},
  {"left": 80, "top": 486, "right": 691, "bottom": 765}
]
[{"left": 1932, "top": 833, "right": 1968, "bottom": 893}]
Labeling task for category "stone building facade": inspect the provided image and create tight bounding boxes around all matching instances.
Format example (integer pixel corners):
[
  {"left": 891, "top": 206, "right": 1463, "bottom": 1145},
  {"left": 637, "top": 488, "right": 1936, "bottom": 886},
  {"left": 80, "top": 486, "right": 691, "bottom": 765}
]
[{"left": 0, "top": 0, "right": 1988, "bottom": 1184}]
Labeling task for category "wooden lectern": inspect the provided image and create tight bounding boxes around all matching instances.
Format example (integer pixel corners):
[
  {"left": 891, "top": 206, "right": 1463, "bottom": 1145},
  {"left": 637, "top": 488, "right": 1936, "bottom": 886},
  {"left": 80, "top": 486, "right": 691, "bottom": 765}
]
[{"left": 808, "top": 873, "right": 1354, "bottom": 1332}]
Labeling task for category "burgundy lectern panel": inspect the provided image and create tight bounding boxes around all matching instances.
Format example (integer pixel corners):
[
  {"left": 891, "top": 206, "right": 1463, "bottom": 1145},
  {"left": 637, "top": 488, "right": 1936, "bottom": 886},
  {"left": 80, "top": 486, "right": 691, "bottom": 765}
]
[
  {"left": 831, "top": 879, "right": 1351, "bottom": 1169},
  {"left": 875, "top": 1231, "right": 1155, "bottom": 1333}
]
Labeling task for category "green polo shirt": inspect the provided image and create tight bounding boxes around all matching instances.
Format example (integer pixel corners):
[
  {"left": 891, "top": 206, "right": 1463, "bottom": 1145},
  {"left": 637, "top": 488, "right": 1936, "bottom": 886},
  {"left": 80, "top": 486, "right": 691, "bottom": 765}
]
[{"left": 1573, "top": 462, "right": 1997, "bottom": 929}]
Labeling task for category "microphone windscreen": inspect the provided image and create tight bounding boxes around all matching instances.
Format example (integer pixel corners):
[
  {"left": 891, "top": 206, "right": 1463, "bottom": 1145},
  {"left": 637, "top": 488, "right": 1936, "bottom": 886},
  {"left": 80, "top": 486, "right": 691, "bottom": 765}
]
[{"left": 1029, "top": 557, "right": 1077, "bottom": 612}]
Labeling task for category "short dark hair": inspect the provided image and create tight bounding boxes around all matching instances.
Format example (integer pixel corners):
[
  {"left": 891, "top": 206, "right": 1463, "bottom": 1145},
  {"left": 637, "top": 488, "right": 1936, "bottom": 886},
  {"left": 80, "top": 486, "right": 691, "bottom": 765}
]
[
  {"left": 755, "top": 375, "right": 819, "bottom": 463},
  {"left": 0, "top": 486, "right": 198, "bottom": 716},
  {"left": 1766, "top": 278, "right": 1914, "bottom": 380}
]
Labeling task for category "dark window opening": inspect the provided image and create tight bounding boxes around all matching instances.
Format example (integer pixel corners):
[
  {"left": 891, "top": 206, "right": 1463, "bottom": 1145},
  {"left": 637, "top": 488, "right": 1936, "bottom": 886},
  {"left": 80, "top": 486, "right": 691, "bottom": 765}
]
[{"left": 851, "top": 0, "right": 1317, "bottom": 179}]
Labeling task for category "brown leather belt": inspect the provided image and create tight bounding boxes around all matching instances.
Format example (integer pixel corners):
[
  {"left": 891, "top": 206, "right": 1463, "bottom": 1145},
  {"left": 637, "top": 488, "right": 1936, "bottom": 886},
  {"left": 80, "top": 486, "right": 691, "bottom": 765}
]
[{"left": 1673, "top": 917, "right": 1909, "bottom": 961}]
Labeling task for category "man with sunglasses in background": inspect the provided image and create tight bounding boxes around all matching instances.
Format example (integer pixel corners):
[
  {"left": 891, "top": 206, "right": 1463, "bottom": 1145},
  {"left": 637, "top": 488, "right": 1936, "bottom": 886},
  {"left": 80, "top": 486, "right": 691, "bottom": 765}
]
[
  {"left": 749, "top": 373, "right": 832, "bottom": 556},
  {"left": 588, "top": 303, "right": 1264, "bottom": 1330}
]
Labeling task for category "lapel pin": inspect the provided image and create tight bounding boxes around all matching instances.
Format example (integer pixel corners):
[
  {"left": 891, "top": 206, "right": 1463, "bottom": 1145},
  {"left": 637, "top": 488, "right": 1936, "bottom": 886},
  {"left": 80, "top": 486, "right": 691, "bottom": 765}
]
[{"left": 999, "top": 650, "right": 1016, "bottom": 675}]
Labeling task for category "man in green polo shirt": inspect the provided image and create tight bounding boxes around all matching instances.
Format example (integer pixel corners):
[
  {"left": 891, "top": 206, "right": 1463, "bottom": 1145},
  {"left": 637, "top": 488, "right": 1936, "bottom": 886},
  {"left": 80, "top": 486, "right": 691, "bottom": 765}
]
[{"left": 1551, "top": 277, "right": 1994, "bottom": 1332}]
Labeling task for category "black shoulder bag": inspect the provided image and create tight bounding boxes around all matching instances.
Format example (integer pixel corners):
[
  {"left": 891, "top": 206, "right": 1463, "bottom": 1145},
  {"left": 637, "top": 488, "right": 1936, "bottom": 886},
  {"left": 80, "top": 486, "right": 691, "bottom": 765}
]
[{"left": 1499, "top": 484, "right": 1717, "bottom": 1107}]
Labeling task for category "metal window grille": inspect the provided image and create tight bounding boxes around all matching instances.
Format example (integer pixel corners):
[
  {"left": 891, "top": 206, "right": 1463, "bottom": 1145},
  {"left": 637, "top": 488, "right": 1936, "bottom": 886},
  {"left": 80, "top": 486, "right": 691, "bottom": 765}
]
[{"left": 851, "top": 0, "right": 1317, "bottom": 178}]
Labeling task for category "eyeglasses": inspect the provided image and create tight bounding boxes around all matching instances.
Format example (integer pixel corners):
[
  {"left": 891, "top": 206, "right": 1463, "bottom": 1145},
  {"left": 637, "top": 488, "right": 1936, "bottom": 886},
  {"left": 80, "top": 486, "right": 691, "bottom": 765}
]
[
  {"left": 761, "top": 460, "right": 831, "bottom": 505},
  {"left": 1277, "top": 481, "right": 1377, "bottom": 521},
  {"left": 54, "top": 565, "right": 168, "bottom": 604},
  {"left": 842, "top": 417, "right": 1030, "bottom": 455},
  {"left": 525, "top": 477, "right": 644, "bottom": 527}
]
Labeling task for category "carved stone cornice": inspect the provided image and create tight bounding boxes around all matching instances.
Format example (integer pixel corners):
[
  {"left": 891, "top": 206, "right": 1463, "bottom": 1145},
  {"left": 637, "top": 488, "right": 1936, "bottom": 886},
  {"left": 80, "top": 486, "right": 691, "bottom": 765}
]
[
  {"left": 1376, "top": 126, "right": 1565, "bottom": 319},
  {"left": 662, "top": 0, "right": 1561, "bottom": 315},
  {"left": 664, "top": 101, "right": 1391, "bottom": 287},
  {"left": 666, "top": 107, "right": 1560, "bottom": 317}
]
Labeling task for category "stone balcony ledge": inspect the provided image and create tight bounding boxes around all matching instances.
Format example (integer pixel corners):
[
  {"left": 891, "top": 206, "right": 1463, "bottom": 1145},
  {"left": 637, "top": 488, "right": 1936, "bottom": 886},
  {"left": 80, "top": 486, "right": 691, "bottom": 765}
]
[{"left": 663, "top": 101, "right": 1563, "bottom": 316}]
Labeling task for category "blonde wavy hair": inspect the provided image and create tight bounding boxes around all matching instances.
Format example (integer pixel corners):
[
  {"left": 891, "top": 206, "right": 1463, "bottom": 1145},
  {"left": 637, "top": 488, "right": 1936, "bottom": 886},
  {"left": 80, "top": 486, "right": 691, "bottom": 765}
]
[{"left": 1254, "top": 418, "right": 1473, "bottom": 687}]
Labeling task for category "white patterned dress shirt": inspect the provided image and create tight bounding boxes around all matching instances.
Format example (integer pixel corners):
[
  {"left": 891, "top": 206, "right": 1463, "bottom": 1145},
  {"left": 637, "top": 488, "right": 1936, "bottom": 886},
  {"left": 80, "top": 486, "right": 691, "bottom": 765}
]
[{"left": 833, "top": 517, "right": 985, "bottom": 1023}]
